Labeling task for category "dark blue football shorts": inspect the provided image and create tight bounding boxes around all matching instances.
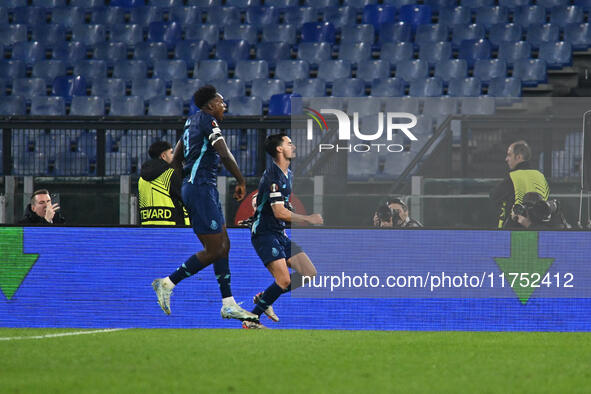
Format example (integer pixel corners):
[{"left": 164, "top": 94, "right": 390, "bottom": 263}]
[
  {"left": 251, "top": 231, "right": 303, "bottom": 266},
  {"left": 182, "top": 182, "right": 225, "bottom": 234}
]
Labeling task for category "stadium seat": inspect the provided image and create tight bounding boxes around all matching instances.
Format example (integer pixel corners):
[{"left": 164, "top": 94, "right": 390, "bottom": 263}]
[
  {"left": 262, "top": 25, "right": 297, "bottom": 45},
  {"left": 512, "top": 59, "right": 547, "bottom": 86},
  {"left": 50, "top": 7, "right": 85, "bottom": 27},
  {"left": 0, "top": 96, "right": 26, "bottom": 115},
  {"left": 550, "top": 5, "right": 583, "bottom": 27},
  {"left": 11, "top": 42, "right": 46, "bottom": 65},
  {"left": 297, "top": 42, "right": 332, "bottom": 66},
  {"left": 255, "top": 42, "right": 291, "bottom": 68},
  {"left": 499, "top": 0, "right": 530, "bottom": 5},
  {"left": 93, "top": 43, "right": 128, "bottom": 64},
  {"left": 151, "top": 0, "right": 183, "bottom": 6},
  {"left": 227, "top": 97, "right": 263, "bottom": 115},
  {"left": 226, "top": 0, "right": 261, "bottom": 7},
  {"left": 54, "top": 152, "right": 89, "bottom": 176},
  {"left": 187, "top": 0, "right": 220, "bottom": 5},
  {"left": 129, "top": 6, "right": 163, "bottom": 25},
  {"left": 171, "top": 78, "right": 204, "bottom": 103},
  {"left": 284, "top": 6, "right": 317, "bottom": 26},
  {"left": 250, "top": 78, "right": 286, "bottom": 102},
  {"left": 564, "top": 23, "right": 591, "bottom": 51},
  {"left": 331, "top": 78, "right": 365, "bottom": 97},
  {"left": 148, "top": 22, "right": 182, "bottom": 50},
  {"left": 461, "top": 0, "right": 494, "bottom": 8},
  {"left": 0, "top": 25, "right": 27, "bottom": 46},
  {"left": 246, "top": 7, "right": 280, "bottom": 27},
  {"left": 52, "top": 75, "right": 87, "bottom": 98},
  {"left": 105, "top": 152, "right": 132, "bottom": 175},
  {"left": 12, "top": 6, "right": 46, "bottom": 26},
  {"left": 113, "top": 60, "right": 148, "bottom": 81},
  {"left": 423, "top": 97, "right": 458, "bottom": 116},
  {"left": 380, "top": 42, "right": 413, "bottom": 63},
  {"left": 378, "top": 22, "right": 412, "bottom": 43},
  {"left": 539, "top": 41, "right": 573, "bottom": 68},
  {"left": 208, "top": 79, "right": 245, "bottom": 99},
  {"left": 487, "top": 77, "right": 521, "bottom": 97},
  {"left": 395, "top": 59, "right": 428, "bottom": 82},
  {"left": 174, "top": 41, "right": 210, "bottom": 69},
  {"left": 473, "top": 59, "right": 507, "bottom": 84},
  {"left": 514, "top": 6, "right": 545, "bottom": 27},
  {"left": 71, "top": 0, "right": 107, "bottom": 6},
  {"left": 34, "top": 0, "right": 66, "bottom": 7},
  {"left": 70, "top": 96, "right": 105, "bottom": 116},
  {"left": 0, "top": 8, "right": 7, "bottom": 25},
  {"left": 317, "top": 60, "right": 351, "bottom": 82},
  {"left": 134, "top": 42, "right": 168, "bottom": 66},
  {"left": 418, "top": 41, "right": 452, "bottom": 66},
  {"left": 73, "top": 60, "right": 108, "bottom": 81},
  {"left": 489, "top": 23, "right": 522, "bottom": 48},
  {"left": 370, "top": 77, "right": 404, "bottom": 97},
  {"left": 346, "top": 98, "right": 379, "bottom": 115},
  {"left": 414, "top": 24, "right": 449, "bottom": 46},
  {"left": 0, "top": 78, "right": 6, "bottom": 95},
  {"left": 109, "top": 96, "right": 145, "bottom": 116},
  {"left": 575, "top": 0, "right": 591, "bottom": 9},
  {"left": 72, "top": 25, "right": 106, "bottom": 46},
  {"left": 303, "top": 0, "right": 338, "bottom": 7},
  {"left": 452, "top": 24, "right": 486, "bottom": 48},
  {"left": 338, "top": 42, "right": 372, "bottom": 65},
  {"left": 109, "top": 24, "right": 144, "bottom": 46},
  {"left": 91, "top": 78, "right": 126, "bottom": 98},
  {"left": 194, "top": 60, "right": 228, "bottom": 81},
  {"left": 301, "top": 22, "right": 337, "bottom": 44},
  {"left": 268, "top": 93, "right": 301, "bottom": 115},
  {"left": 409, "top": 77, "right": 443, "bottom": 96},
  {"left": 265, "top": 0, "right": 298, "bottom": 6},
  {"left": 91, "top": 7, "right": 126, "bottom": 24},
  {"left": 224, "top": 25, "right": 258, "bottom": 45},
  {"left": 383, "top": 96, "right": 419, "bottom": 114},
  {"left": 31, "top": 25, "right": 66, "bottom": 46},
  {"left": 13, "top": 153, "right": 49, "bottom": 176},
  {"left": 447, "top": 77, "right": 482, "bottom": 97},
  {"left": 184, "top": 25, "right": 219, "bottom": 46},
  {"left": 0, "top": 60, "right": 26, "bottom": 80},
  {"left": 475, "top": 6, "right": 509, "bottom": 28},
  {"left": 274, "top": 60, "right": 310, "bottom": 82},
  {"left": 153, "top": 60, "right": 189, "bottom": 82},
  {"left": 234, "top": 60, "right": 269, "bottom": 82},
  {"left": 356, "top": 60, "right": 391, "bottom": 82},
  {"left": 205, "top": 7, "right": 241, "bottom": 25},
  {"left": 12, "top": 78, "right": 47, "bottom": 99},
  {"left": 215, "top": 40, "right": 251, "bottom": 68},
  {"left": 148, "top": 96, "right": 183, "bottom": 116},
  {"left": 362, "top": 5, "right": 396, "bottom": 31},
  {"left": 131, "top": 78, "right": 166, "bottom": 100},
  {"left": 458, "top": 39, "right": 492, "bottom": 67},
  {"left": 293, "top": 78, "right": 326, "bottom": 97},
  {"left": 398, "top": 5, "right": 432, "bottom": 30},
  {"left": 438, "top": 6, "right": 471, "bottom": 27},
  {"left": 51, "top": 42, "right": 87, "bottom": 64},
  {"left": 30, "top": 97, "right": 66, "bottom": 116},
  {"left": 341, "top": 25, "right": 375, "bottom": 44},
  {"left": 527, "top": 24, "right": 560, "bottom": 50},
  {"left": 170, "top": 6, "right": 202, "bottom": 26},
  {"left": 348, "top": 152, "right": 379, "bottom": 178},
  {"left": 497, "top": 41, "right": 531, "bottom": 66}
]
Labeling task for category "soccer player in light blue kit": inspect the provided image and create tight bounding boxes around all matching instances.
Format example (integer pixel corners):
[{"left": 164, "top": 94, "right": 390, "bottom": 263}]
[
  {"left": 152, "top": 85, "right": 259, "bottom": 323},
  {"left": 244, "top": 133, "right": 323, "bottom": 329}
]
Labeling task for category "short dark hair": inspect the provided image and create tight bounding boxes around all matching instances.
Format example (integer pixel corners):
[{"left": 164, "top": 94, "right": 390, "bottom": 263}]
[
  {"left": 512, "top": 140, "right": 531, "bottom": 161},
  {"left": 264, "top": 133, "right": 288, "bottom": 158},
  {"left": 193, "top": 85, "right": 217, "bottom": 109},
  {"left": 149, "top": 140, "right": 172, "bottom": 159},
  {"left": 387, "top": 197, "right": 408, "bottom": 212},
  {"left": 31, "top": 189, "right": 49, "bottom": 205}
]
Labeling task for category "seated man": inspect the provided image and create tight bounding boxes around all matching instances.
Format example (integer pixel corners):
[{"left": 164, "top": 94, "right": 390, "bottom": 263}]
[
  {"left": 373, "top": 198, "right": 422, "bottom": 228},
  {"left": 18, "top": 189, "right": 65, "bottom": 224}
]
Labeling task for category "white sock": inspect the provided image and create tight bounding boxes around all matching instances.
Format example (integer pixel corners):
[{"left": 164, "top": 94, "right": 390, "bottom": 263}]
[
  {"left": 163, "top": 277, "right": 175, "bottom": 290},
  {"left": 222, "top": 296, "right": 236, "bottom": 306}
]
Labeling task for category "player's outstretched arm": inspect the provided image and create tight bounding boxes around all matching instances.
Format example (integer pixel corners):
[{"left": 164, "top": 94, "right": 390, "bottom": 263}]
[
  {"left": 213, "top": 138, "right": 246, "bottom": 201},
  {"left": 271, "top": 203, "right": 323, "bottom": 225}
]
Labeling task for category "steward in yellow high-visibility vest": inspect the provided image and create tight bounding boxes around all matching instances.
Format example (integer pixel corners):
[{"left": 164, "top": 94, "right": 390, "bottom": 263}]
[
  {"left": 490, "top": 140, "right": 550, "bottom": 229},
  {"left": 139, "top": 141, "right": 189, "bottom": 226}
]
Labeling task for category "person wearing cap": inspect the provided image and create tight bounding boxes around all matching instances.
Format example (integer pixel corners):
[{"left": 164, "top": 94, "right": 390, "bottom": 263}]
[{"left": 138, "top": 140, "right": 188, "bottom": 226}]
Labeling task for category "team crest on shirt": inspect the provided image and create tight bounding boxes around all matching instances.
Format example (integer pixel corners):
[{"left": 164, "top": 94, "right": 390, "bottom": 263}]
[
  {"left": 270, "top": 183, "right": 279, "bottom": 192},
  {"left": 212, "top": 120, "right": 218, "bottom": 128},
  {"left": 210, "top": 220, "right": 218, "bottom": 230},
  {"left": 271, "top": 247, "right": 279, "bottom": 257}
]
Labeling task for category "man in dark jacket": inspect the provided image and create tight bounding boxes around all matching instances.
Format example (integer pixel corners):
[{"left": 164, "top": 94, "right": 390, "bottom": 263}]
[
  {"left": 138, "top": 140, "right": 188, "bottom": 225},
  {"left": 18, "top": 189, "right": 65, "bottom": 224}
]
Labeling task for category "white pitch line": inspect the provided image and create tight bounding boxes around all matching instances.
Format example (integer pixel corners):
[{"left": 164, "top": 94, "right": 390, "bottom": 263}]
[{"left": 0, "top": 328, "right": 126, "bottom": 341}]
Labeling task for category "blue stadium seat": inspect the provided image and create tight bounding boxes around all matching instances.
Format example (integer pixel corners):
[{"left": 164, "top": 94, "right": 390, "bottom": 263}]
[
  {"left": 187, "top": 0, "right": 220, "bottom": 6},
  {"left": 356, "top": 60, "right": 391, "bottom": 82},
  {"left": 575, "top": 0, "right": 591, "bottom": 9},
  {"left": 93, "top": 42, "right": 128, "bottom": 64},
  {"left": 395, "top": 59, "right": 428, "bottom": 82},
  {"left": 0, "top": 8, "right": 7, "bottom": 25},
  {"left": 499, "top": 0, "right": 530, "bottom": 5},
  {"left": 54, "top": 152, "right": 89, "bottom": 176},
  {"left": 475, "top": 6, "right": 509, "bottom": 28},
  {"left": 72, "top": 25, "right": 106, "bottom": 46},
  {"left": 370, "top": 77, "right": 404, "bottom": 96},
  {"left": 215, "top": 40, "right": 251, "bottom": 68},
  {"left": 250, "top": 78, "right": 286, "bottom": 102},
  {"left": 550, "top": 5, "right": 584, "bottom": 27},
  {"left": 72, "top": 0, "right": 108, "bottom": 6},
  {"left": 0, "top": 25, "right": 27, "bottom": 46},
  {"left": 284, "top": 6, "right": 317, "bottom": 26},
  {"left": 224, "top": 25, "right": 258, "bottom": 45},
  {"left": 109, "top": 0, "right": 147, "bottom": 7},
  {"left": 274, "top": 60, "right": 310, "bottom": 82},
  {"left": 512, "top": 59, "right": 547, "bottom": 86},
  {"left": 297, "top": 42, "right": 332, "bottom": 66},
  {"left": 362, "top": 5, "right": 396, "bottom": 31},
  {"left": 12, "top": 6, "right": 46, "bottom": 26},
  {"left": 539, "top": 41, "right": 572, "bottom": 68},
  {"left": 148, "top": 96, "right": 183, "bottom": 116},
  {"left": 129, "top": 6, "right": 163, "bottom": 25},
  {"left": 458, "top": 39, "right": 491, "bottom": 67},
  {"left": 452, "top": 24, "right": 486, "bottom": 48},
  {"left": 194, "top": 60, "right": 228, "bottom": 81},
  {"left": 31, "top": 25, "right": 66, "bottom": 46},
  {"left": 208, "top": 79, "right": 245, "bottom": 99},
  {"left": 12, "top": 78, "right": 47, "bottom": 99},
  {"left": 409, "top": 77, "right": 443, "bottom": 96},
  {"left": 153, "top": 60, "right": 188, "bottom": 82},
  {"left": 73, "top": 60, "right": 108, "bottom": 81},
  {"left": 347, "top": 0, "right": 379, "bottom": 9},
  {"left": 91, "top": 7, "right": 126, "bottom": 24},
  {"left": 398, "top": 5, "right": 432, "bottom": 31},
  {"left": 423, "top": 0, "right": 452, "bottom": 10},
  {"left": 151, "top": 0, "right": 183, "bottom": 6},
  {"left": 246, "top": 7, "right": 280, "bottom": 27},
  {"left": 31, "top": 97, "right": 66, "bottom": 115},
  {"left": 33, "top": 0, "right": 66, "bottom": 6},
  {"left": 109, "top": 24, "right": 144, "bottom": 46},
  {"left": 70, "top": 96, "right": 105, "bottom": 116},
  {"left": 3, "top": 0, "right": 26, "bottom": 6},
  {"left": 418, "top": 41, "right": 452, "bottom": 66},
  {"left": 447, "top": 77, "right": 482, "bottom": 97},
  {"left": 113, "top": 60, "right": 148, "bottom": 81},
  {"left": 331, "top": 78, "right": 365, "bottom": 97},
  {"left": 423, "top": 97, "right": 458, "bottom": 116},
  {"left": 0, "top": 96, "right": 26, "bottom": 115},
  {"left": 174, "top": 41, "right": 210, "bottom": 68},
  {"left": 52, "top": 75, "right": 87, "bottom": 98},
  {"left": 131, "top": 78, "right": 166, "bottom": 100},
  {"left": 11, "top": 42, "right": 46, "bottom": 65},
  {"left": 171, "top": 78, "right": 204, "bottom": 103},
  {"left": 51, "top": 42, "right": 87, "bottom": 64},
  {"left": 514, "top": 6, "right": 545, "bottom": 27},
  {"left": 378, "top": 22, "right": 412, "bottom": 43},
  {"left": 91, "top": 78, "right": 126, "bottom": 98},
  {"left": 321, "top": 6, "right": 357, "bottom": 28},
  {"left": 226, "top": 0, "right": 261, "bottom": 6},
  {"left": 473, "top": 59, "right": 507, "bottom": 83},
  {"left": 380, "top": 42, "right": 413, "bottom": 63},
  {"left": 105, "top": 152, "right": 132, "bottom": 175},
  {"left": 415, "top": 24, "right": 449, "bottom": 46},
  {"left": 304, "top": 0, "right": 338, "bottom": 7},
  {"left": 265, "top": 0, "right": 298, "bottom": 6},
  {"left": 50, "top": 7, "right": 85, "bottom": 27},
  {"left": 341, "top": 25, "right": 375, "bottom": 44},
  {"left": 438, "top": 6, "right": 471, "bottom": 27},
  {"left": 488, "top": 77, "right": 521, "bottom": 97},
  {"left": 262, "top": 25, "right": 296, "bottom": 45},
  {"left": 170, "top": 6, "right": 201, "bottom": 26},
  {"left": 293, "top": 78, "right": 326, "bottom": 97},
  {"left": 205, "top": 7, "right": 241, "bottom": 25},
  {"left": 0, "top": 78, "right": 6, "bottom": 95},
  {"left": 564, "top": 23, "right": 591, "bottom": 50},
  {"left": 317, "top": 60, "right": 351, "bottom": 82},
  {"left": 268, "top": 93, "right": 301, "bottom": 115},
  {"left": 109, "top": 96, "right": 145, "bottom": 116},
  {"left": 184, "top": 25, "right": 219, "bottom": 46},
  {"left": 489, "top": 23, "right": 522, "bottom": 48},
  {"left": 148, "top": 22, "right": 182, "bottom": 50},
  {"left": 526, "top": 24, "right": 560, "bottom": 50},
  {"left": 134, "top": 42, "right": 168, "bottom": 66},
  {"left": 256, "top": 42, "right": 291, "bottom": 68},
  {"left": 13, "top": 153, "right": 49, "bottom": 176},
  {"left": 234, "top": 60, "right": 269, "bottom": 82},
  {"left": 0, "top": 60, "right": 25, "bottom": 79},
  {"left": 461, "top": 0, "right": 494, "bottom": 8},
  {"left": 301, "top": 22, "right": 337, "bottom": 44},
  {"left": 338, "top": 42, "right": 372, "bottom": 64},
  {"left": 227, "top": 97, "right": 263, "bottom": 115},
  {"left": 497, "top": 41, "right": 531, "bottom": 66}
]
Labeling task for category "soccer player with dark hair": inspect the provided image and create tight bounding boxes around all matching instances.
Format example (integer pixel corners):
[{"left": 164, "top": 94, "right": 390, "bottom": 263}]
[
  {"left": 244, "top": 133, "right": 323, "bottom": 329},
  {"left": 152, "top": 85, "right": 259, "bottom": 323}
]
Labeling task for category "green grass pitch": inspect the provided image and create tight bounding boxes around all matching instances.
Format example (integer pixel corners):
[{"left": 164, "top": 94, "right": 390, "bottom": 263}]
[{"left": 1, "top": 328, "right": 589, "bottom": 393}]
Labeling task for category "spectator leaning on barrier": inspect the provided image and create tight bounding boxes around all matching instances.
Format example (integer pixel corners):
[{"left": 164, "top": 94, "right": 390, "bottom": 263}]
[
  {"left": 138, "top": 140, "right": 189, "bottom": 225},
  {"left": 490, "top": 140, "right": 550, "bottom": 229},
  {"left": 18, "top": 189, "right": 65, "bottom": 225},
  {"left": 373, "top": 197, "right": 422, "bottom": 228}
]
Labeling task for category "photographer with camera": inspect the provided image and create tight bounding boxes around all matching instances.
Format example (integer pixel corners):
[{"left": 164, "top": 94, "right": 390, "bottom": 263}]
[
  {"left": 373, "top": 198, "right": 422, "bottom": 228},
  {"left": 511, "top": 192, "right": 569, "bottom": 230}
]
